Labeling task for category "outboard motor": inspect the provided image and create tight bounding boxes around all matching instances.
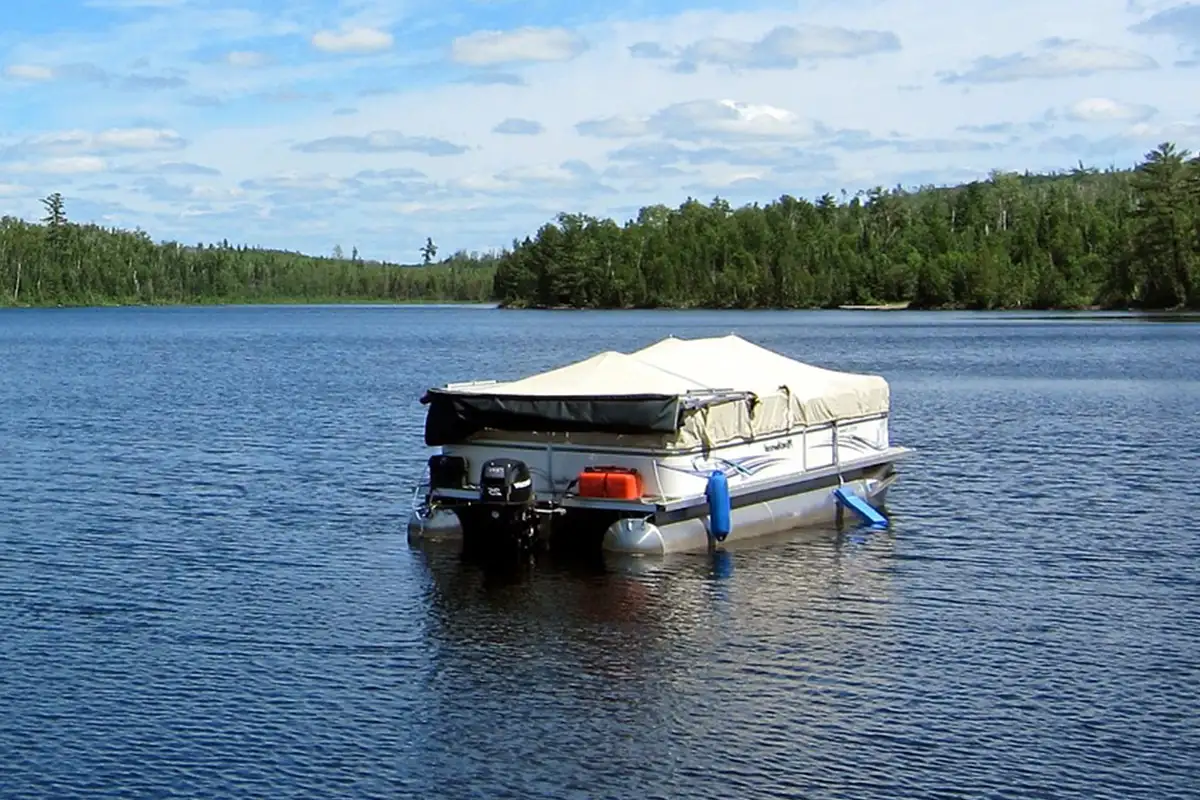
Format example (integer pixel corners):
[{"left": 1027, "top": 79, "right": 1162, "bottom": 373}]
[{"left": 477, "top": 458, "right": 540, "bottom": 550}]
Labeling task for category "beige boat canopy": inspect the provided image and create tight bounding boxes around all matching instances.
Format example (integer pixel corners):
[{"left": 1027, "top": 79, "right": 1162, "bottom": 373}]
[{"left": 421, "top": 334, "right": 890, "bottom": 449}]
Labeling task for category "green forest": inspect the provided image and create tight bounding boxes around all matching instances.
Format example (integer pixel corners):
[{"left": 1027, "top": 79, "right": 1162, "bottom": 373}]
[
  {"left": 493, "top": 142, "right": 1200, "bottom": 310},
  {"left": 2, "top": 142, "right": 1197, "bottom": 310},
  {"left": 0, "top": 196, "right": 496, "bottom": 307}
]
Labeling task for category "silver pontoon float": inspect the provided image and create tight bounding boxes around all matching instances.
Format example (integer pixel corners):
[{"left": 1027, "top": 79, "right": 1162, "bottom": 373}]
[{"left": 407, "top": 334, "right": 912, "bottom": 555}]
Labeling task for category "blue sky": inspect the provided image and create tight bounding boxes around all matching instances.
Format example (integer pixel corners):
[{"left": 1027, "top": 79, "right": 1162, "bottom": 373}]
[{"left": 1, "top": 0, "right": 1198, "bottom": 262}]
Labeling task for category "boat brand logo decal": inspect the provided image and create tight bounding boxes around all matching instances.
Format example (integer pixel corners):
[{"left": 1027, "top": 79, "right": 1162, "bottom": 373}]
[
  {"left": 661, "top": 454, "right": 793, "bottom": 479},
  {"left": 763, "top": 439, "right": 793, "bottom": 452}
]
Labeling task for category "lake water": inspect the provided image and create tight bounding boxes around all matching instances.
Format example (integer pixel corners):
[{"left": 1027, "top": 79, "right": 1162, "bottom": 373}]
[{"left": 1, "top": 305, "right": 1198, "bottom": 799}]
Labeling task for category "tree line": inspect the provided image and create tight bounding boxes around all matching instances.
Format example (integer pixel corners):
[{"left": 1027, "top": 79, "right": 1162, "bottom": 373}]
[
  {"left": 490, "top": 142, "right": 1200, "bottom": 310},
  {"left": 4, "top": 142, "right": 1197, "bottom": 311},
  {"left": 0, "top": 195, "right": 496, "bottom": 307}
]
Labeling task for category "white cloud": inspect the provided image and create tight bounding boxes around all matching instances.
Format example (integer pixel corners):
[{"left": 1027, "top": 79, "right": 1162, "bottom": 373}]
[
  {"left": 311, "top": 27, "right": 394, "bottom": 54},
  {"left": 1131, "top": 3, "right": 1200, "bottom": 58},
  {"left": 942, "top": 38, "right": 1158, "bottom": 83},
  {"left": 2, "top": 128, "right": 186, "bottom": 164},
  {"left": 451, "top": 27, "right": 587, "bottom": 65},
  {"left": 1064, "top": 97, "right": 1157, "bottom": 123},
  {"left": 226, "top": 51, "right": 269, "bottom": 68},
  {"left": 575, "top": 116, "right": 649, "bottom": 139},
  {"left": 115, "top": 160, "right": 222, "bottom": 176},
  {"left": 94, "top": 128, "right": 187, "bottom": 151},
  {"left": 129, "top": 130, "right": 182, "bottom": 151},
  {"left": 293, "top": 130, "right": 468, "bottom": 156},
  {"left": 632, "top": 24, "right": 901, "bottom": 71},
  {"left": 242, "top": 171, "right": 349, "bottom": 191},
  {"left": 496, "top": 164, "right": 580, "bottom": 185},
  {"left": 493, "top": 117, "right": 544, "bottom": 135},
  {"left": 578, "top": 99, "right": 822, "bottom": 142},
  {"left": 607, "top": 141, "right": 836, "bottom": 173},
  {"left": 2, "top": 0, "right": 1197, "bottom": 260},
  {"left": 486, "top": 162, "right": 610, "bottom": 194},
  {"left": 1126, "top": 119, "right": 1200, "bottom": 141},
  {"left": 454, "top": 173, "right": 507, "bottom": 192},
  {"left": 4, "top": 64, "right": 55, "bottom": 81},
  {"left": 658, "top": 99, "right": 819, "bottom": 140},
  {"left": 12, "top": 156, "right": 109, "bottom": 174}
]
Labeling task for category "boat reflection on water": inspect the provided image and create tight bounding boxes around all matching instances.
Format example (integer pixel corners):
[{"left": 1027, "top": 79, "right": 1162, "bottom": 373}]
[
  {"left": 407, "top": 520, "right": 901, "bottom": 690},
  {"left": 402, "top": 522, "right": 904, "bottom": 793}
]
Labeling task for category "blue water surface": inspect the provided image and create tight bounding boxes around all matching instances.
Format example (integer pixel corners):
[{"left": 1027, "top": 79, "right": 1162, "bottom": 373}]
[{"left": 1, "top": 306, "right": 1198, "bottom": 799}]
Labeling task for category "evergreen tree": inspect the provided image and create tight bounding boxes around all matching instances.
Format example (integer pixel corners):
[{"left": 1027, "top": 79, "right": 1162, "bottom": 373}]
[
  {"left": 6, "top": 145, "right": 1200, "bottom": 311},
  {"left": 421, "top": 237, "right": 438, "bottom": 265},
  {"left": 1129, "top": 143, "right": 1196, "bottom": 308},
  {"left": 0, "top": 216, "right": 498, "bottom": 307},
  {"left": 490, "top": 143, "right": 1199, "bottom": 311}
]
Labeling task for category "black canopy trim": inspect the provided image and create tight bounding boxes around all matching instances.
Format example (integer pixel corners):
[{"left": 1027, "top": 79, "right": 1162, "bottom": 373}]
[{"left": 421, "top": 389, "right": 686, "bottom": 445}]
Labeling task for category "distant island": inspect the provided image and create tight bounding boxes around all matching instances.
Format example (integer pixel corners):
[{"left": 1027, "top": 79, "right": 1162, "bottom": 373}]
[{"left": 2, "top": 142, "right": 1196, "bottom": 311}]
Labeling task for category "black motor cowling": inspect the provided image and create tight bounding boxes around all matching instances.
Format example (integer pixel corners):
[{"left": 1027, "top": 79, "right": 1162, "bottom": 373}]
[
  {"left": 479, "top": 458, "right": 534, "bottom": 505},
  {"left": 469, "top": 458, "right": 540, "bottom": 553}
]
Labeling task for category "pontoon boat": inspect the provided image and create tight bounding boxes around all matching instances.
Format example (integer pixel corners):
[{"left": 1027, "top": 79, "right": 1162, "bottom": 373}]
[{"left": 406, "top": 334, "right": 912, "bottom": 555}]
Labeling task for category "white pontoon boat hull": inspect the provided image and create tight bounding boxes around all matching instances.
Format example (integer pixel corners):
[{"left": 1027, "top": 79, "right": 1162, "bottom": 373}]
[{"left": 409, "top": 454, "right": 902, "bottom": 555}]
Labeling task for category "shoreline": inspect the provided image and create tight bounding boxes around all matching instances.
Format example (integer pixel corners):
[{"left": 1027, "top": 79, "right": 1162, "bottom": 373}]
[
  {"left": 2, "top": 298, "right": 1194, "bottom": 315},
  {"left": 0, "top": 296, "right": 494, "bottom": 310},
  {"left": 494, "top": 301, "right": 1183, "bottom": 314}
]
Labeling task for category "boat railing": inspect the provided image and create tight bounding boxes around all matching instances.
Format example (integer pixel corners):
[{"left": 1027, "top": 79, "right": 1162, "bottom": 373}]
[
  {"left": 678, "top": 388, "right": 756, "bottom": 410},
  {"left": 832, "top": 420, "right": 840, "bottom": 473},
  {"left": 410, "top": 462, "right": 432, "bottom": 514},
  {"left": 443, "top": 379, "right": 500, "bottom": 390}
]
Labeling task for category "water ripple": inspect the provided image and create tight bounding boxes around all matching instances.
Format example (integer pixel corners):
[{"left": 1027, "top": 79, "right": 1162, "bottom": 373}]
[{"left": 1, "top": 307, "right": 1198, "bottom": 799}]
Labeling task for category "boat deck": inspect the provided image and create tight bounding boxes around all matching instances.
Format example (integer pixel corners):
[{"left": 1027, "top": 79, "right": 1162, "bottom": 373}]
[{"left": 427, "top": 447, "right": 913, "bottom": 515}]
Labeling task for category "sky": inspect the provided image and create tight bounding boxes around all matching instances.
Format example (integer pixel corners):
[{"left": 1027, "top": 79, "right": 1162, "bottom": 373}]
[{"left": 1, "top": 0, "right": 1198, "bottom": 263}]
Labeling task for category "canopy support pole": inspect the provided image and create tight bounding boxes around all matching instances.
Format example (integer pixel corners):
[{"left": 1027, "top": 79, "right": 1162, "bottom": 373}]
[{"left": 832, "top": 420, "right": 841, "bottom": 485}]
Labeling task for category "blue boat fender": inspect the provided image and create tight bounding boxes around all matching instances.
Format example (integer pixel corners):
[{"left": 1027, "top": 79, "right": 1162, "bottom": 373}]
[{"left": 705, "top": 470, "right": 732, "bottom": 542}]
